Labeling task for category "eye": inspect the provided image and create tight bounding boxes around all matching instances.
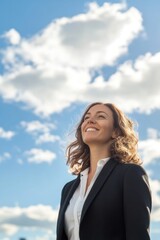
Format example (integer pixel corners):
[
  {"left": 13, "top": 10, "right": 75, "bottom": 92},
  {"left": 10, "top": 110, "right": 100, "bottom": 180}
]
[
  {"left": 97, "top": 114, "right": 106, "bottom": 119},
  {"left": 83, "top": 115, "right": 89, "bottom": 121}
]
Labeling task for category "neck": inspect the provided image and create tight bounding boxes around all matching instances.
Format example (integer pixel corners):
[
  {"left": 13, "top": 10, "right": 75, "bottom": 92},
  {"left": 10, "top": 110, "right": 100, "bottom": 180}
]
[{"left": 89, "top": 145, "right": 110, "bottom": 174}]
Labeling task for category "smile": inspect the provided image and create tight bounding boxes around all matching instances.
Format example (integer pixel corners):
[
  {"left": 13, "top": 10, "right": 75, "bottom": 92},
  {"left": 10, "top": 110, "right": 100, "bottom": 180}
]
[{"left": 86, "top": 127, "right": 99, "bottom": 132}]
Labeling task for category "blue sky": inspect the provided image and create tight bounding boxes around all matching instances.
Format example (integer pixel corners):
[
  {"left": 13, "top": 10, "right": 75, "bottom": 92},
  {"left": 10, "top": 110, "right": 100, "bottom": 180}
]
[{"left": 0, "top": 0, "right": 160, "bottom": 239}]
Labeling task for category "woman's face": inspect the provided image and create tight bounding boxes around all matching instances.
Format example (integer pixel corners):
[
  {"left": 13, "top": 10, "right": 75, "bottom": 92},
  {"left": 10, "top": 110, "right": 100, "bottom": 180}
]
[{"left": 81, "top": 104, "right": 116, "bottom": 148}]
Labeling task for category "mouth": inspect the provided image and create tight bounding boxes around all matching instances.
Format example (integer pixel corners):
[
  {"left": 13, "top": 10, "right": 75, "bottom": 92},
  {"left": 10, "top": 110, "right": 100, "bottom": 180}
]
[{"left": 85, "top": 127, "right": 99, "bottom": 132}]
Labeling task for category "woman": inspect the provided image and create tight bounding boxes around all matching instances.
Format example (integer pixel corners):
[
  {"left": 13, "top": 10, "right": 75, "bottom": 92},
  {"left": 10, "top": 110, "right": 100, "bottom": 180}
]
[{"left": 57, "top": 102, "right": 152, "bottom": 240}]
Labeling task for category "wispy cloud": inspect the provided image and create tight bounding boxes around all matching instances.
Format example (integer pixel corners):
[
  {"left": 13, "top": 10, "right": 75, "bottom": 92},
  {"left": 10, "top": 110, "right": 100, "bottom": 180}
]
[
  {"left": 0, "top": 152, "right": 11, "bottom": 163},
  {"left": 36, "top": 132, "right": 60, "bottom": 145},
  {"left": 25, "top": 148, "right": 56, "bottom": 164},
  {"left": 21, "top": 120, "right": 60, "bottom": 144},
  {"left": 0, "top": 127, "right": 15, "bottom": 140},
  {"left": 0, "top": 2, "right": 143, "bottom": 116},
  {"left": 21, "top": 120, "right": 55, "bottom": 133}
]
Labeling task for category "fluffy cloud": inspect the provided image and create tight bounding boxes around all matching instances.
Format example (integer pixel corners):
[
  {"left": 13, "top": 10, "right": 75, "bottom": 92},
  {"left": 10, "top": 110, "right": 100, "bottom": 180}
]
[
  {"left": 139, "top": 128, "right": 160, "bottom": 165},
  {"left": 79, "top": 52, "right": 160, "bottom": 113},
  {"left": 137, "top": 128, "right": 160, "bottom": 222},
  {"left": 55, "top": 2, "right": 143, "bottom": 68},
  {"left": 2, "top": 28, "right": 21, "bottom": 45},
  {"left": 150, "top": 178, "right": 160, "bottom": 222},
  {"left": 21, "top": 121, "right": 55, "bottom": 133},
  {"left": 0, "top": 127, "right": 15, "bottom": 140},
  {"left": 21, "top": 121, "right": 60, "bottom": 144},
  {"left": 0, "top": 205, "right": 58, "bottom": 237},
  {"left": 36, "top": 132, "right": 60, "bottom": 144},
  {"left": 0, "top": 2, "right": 143, "bottom": 116},
  {"left": 147, "top": 128, "right": 159, "bottom": 139},
  {"left": 25, "top": 148, "right": 56, "bottom": 164},
  {"left": 1, "top": 2, "right": 142, "bottom": 69}
]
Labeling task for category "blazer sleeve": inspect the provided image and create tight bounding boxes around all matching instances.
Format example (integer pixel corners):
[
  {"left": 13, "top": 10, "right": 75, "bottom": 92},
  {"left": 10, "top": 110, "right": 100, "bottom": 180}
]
[
  {"left": 56, "top": 180, "right": 76, "bottom": 240},
  {"left": 123, "top": 164, "right": 152, "bottom": 240}
]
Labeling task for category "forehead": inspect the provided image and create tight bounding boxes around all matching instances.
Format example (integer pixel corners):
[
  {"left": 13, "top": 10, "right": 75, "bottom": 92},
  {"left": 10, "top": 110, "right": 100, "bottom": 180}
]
[{"left": 85, "top": 104, "right": 113, "bottom": 116}]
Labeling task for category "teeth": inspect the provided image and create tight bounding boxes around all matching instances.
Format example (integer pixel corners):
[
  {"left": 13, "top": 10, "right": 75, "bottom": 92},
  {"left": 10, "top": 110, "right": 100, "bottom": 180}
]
[{"left": 86, "top": 128, "right": 97, "bottom": 132}]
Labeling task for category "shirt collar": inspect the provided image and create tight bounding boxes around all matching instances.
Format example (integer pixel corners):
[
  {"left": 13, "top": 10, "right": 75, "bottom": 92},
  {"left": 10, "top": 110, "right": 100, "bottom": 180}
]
[
  {"left": 97, "top": 157, "right": 110, "bottom": 167},
  {"left": 80, "top": 157, "right": 110, "bottom": 176},
  {"left": 80, "top": 168, "right": 89, "bottom": 177}
]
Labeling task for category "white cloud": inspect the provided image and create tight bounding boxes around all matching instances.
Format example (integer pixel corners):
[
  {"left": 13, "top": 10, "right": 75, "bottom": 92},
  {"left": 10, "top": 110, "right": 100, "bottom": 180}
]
[
  {"left": 0, "top": 153, "right": 11, "bottom": 163},
  {"left": 21, "top": 120, "right": 55, "bottom": 133},
  {"left": 25, "top": 148, "right": 56, "bottom": 164},
  {"left": 139, "top": 128, "right": 160, "bottom": 165},
  {"left": 137, "top": 129, "right": 160, "bottom": 222},
  {"left": 150, "top": 178, "right": 160, "bottom": 222},
  {"left": 36, "top": 132, "right": 60, "bottom": 144},
  {"left": 21, "top": 121, "right": 60, "bottom": 144},
  {"left": 0, "top": 205, "right": 58, "bottom": 237},
  {"left": 0, "top": 127, "right": 15, "bottom": 140},
  {"left": 2, "top": 28, "right": 21, "bottom": 45},
  {"left": 1, "top": 2, "right": 143, "bottom": 69},
  {"left": 79, "top": 52, "right": 160, "bottom": 114},
  {"left": 0, "top": 2, "right": 143, "bottom": 116},
  {"left": 0, "top": 65, "right": 90, "bottom": 116},
  {"left": 55, "top": 2, "right": 143, "bottom": 68},
  {"left": 0, "top": 224, "right": 18, "bottom": 236},
  {"left": 0, "top": 238, "right": 10, "bottom": 240},
  {"left": 147, "top": 128, "right": 159, "bottom": 139}
]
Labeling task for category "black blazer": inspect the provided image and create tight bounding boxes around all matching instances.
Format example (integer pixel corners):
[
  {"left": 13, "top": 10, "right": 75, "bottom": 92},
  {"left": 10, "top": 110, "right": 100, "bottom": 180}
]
[{"left": 56, "top": 157, "right": 152, "bottom": 240}]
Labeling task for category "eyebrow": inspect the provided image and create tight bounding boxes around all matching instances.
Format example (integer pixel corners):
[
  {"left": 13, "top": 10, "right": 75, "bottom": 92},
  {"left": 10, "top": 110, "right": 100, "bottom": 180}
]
[{"left": 85, "top": 111, "right": 109, "bottom": 116}]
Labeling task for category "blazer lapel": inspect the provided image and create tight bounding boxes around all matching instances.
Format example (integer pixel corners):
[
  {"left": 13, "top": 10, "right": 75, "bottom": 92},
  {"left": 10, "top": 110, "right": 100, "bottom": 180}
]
[
  {"left": 57, "top": 176, "right": 80, "bottom": 237},
  {"left": 61, "top": 176, "right": 80, "bottom": 212},
  {"left": 80, "top": 157, "right": 118, "bottom": 223}
]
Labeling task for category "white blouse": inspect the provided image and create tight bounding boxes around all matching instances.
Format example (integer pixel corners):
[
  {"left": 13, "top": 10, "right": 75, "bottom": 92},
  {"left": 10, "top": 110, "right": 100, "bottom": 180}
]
[{"left": 64, "top": 157, "right": 110, "bottom": 240}]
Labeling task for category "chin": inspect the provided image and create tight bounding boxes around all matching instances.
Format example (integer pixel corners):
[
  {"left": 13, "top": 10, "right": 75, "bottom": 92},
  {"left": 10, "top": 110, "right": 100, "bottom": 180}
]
[{"left": 83, "top": 139, "right": 100, "bottom": 145}]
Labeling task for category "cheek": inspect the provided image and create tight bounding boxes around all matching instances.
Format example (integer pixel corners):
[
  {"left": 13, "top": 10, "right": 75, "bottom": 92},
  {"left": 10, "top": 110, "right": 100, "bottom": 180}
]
[
  {"left": 81, "top": 121, "right": 86, "bottom": 131},
  {"left": 103, "top": 123, "right": 115, "bottom": 136},
  {"left": 81, "top": 123, "right": 85, "bottom": 137}
]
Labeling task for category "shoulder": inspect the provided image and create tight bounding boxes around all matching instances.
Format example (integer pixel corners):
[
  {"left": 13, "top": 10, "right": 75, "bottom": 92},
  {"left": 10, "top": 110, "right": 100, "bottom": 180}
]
[
  {"left": 119, "top": 163, "right": 151, "bottom": 190},
  {"left": 124, "top": 163, "right": 148, "bottom": 177},
  {"left": 115, "top": 161, "right": 149, "bottom": 184},
  {"left": 61, "top": 177, "right": 78, "bottom": 197},
  {"left": 117, "top": 161, "right": 147, "bottom": 175},
  {"left": 63, "top": 179, "right": 76, "bottom": 191}
]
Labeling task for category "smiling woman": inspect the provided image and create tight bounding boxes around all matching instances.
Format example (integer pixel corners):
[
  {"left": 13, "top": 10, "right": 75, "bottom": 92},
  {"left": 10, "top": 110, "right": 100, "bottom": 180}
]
[
  {"left": 67, "top": 102, "right": 141, "bottom": 174},
  {"left": 56, "top": 102, "right": 152, "bottom": 240}
]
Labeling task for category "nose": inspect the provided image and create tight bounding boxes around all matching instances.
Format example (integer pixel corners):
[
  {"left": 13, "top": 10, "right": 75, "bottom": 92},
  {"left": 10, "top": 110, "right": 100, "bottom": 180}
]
[{"left": 87, "top": 116, "right": 96, "bottom": 123}]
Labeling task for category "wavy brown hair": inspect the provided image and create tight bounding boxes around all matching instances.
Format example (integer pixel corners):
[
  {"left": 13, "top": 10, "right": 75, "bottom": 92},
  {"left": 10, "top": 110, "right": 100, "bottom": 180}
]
[{"left": 67, "top": 102, "right": 141, "bottom": 174}]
